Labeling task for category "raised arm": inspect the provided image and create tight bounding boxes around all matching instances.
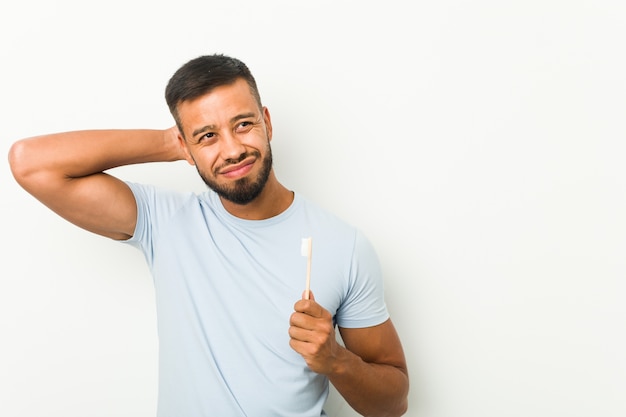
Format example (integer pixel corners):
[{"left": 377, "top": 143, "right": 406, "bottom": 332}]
[{"left": 8, "top": 127, "right": 184, "bottom": 240}]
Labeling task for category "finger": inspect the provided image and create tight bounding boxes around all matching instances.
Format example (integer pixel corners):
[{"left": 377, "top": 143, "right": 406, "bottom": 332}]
[
  {"left": 294, "top": 302, "right": 331, "bottom": 324},
  {"left": 294, "top": 298, "right": 319, "bottom": 316},
  {"left": 289, "top": 311, "right": 311, "bottom": 330},
  {"left": 288, "top": 321, "right": 315, "bottom": 341}
]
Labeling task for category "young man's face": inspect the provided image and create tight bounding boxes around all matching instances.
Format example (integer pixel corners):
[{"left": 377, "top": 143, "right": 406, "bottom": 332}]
[{"left": 177, "top": 78, "right": 274, "bottom": 205}]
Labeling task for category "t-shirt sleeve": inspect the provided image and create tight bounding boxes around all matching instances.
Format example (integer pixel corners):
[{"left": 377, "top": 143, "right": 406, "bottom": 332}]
[
  {"left": 335, "top": 230, "right": 390, "bottom": 328},
  {"left": 119, "top": 182, "right": 156, "bottom": 266},
  {"left": 120, "top": 182, "right": 190, "bottom": 268}
]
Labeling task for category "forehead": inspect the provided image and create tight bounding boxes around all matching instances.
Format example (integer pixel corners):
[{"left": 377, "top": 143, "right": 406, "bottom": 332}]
[{"left": 177, "top": 79, "right": 260, "bottom": 132}]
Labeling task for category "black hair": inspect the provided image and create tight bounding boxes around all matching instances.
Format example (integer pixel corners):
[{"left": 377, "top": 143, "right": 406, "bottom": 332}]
[{"left": 165, "top": 54, "right": 262, "bottom": 129}]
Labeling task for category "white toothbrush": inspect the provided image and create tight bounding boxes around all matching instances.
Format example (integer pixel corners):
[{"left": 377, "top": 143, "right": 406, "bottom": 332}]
[{"left": 301, "top": 237, "right": 312, "bottom": 300}]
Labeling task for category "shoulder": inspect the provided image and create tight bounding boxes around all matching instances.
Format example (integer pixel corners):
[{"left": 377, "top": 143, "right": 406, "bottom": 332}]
[
  {"left": 127, "top": 182, "right": 203, "bottom": 208},
  {"left": 295, "top": 194, "right": 381, "bottom": 273},
  {"left": 297, "top": 194, "right": 357, "bottom": 234},
  {"left": 126, "top": 182, "right": 214, "bottom": 229}
]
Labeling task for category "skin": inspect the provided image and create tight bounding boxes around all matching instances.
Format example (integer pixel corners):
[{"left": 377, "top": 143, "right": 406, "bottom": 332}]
[{"left": 8, "top": 78, "right": 409, "bottom": 416}]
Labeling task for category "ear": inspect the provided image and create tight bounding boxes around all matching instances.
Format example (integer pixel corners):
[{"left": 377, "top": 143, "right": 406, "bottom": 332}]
[
  {"left": 263, "top": 106, "right": 273, "bottom": 141},
  {"left": 177, "top": 131, "right": 196, "bottom": 166}
]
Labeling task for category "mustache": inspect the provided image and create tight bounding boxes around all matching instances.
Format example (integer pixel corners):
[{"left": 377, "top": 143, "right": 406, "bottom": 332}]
[{"left": 215, "top": 150, "right": 261, "bottom": 173}]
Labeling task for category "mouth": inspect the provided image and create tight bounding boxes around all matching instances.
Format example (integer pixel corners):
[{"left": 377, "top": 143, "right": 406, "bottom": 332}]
[{"left": 219, "top": 156, "right": 256, "bottom": 179}]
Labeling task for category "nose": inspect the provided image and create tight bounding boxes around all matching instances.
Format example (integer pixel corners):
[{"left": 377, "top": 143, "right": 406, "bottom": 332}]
[{"left": 221, "top": 131, "right": 247, "bottom": 162}]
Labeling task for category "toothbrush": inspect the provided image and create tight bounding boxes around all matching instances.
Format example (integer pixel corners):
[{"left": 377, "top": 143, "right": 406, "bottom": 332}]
[{"left": 301, "top": 237, "right": 312, "bottom": 300}]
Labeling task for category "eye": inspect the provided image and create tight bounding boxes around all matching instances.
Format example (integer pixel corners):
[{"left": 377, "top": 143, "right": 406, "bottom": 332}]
[
  {"left": 235, "top": 121, "right": 253, "bottom": 132},
  {"left": 198, "top": 132, "right": 217, "bottom": 144}
]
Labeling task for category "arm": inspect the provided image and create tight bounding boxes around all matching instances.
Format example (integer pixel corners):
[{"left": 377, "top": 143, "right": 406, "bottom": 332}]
[
  {"left": 289, "top": 293, "right": 409, "bottom": 417},
  {"left": 8, "top": 127, "right": 185, "bottom": 240}
]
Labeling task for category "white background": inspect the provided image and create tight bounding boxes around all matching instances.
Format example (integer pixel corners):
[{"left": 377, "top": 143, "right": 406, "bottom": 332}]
[{"left": 1, "top": 1, "right": 625, "bottom": 416}]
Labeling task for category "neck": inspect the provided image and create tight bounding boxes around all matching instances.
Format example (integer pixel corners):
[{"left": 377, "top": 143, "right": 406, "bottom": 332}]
[{"left": 219, "top": 172, "right": 294, "bottom": 220}]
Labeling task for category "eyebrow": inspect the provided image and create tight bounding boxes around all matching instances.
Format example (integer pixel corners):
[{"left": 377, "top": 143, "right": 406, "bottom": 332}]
[{"left": 191, "top": 112, "right": 257, "bottom": 138}]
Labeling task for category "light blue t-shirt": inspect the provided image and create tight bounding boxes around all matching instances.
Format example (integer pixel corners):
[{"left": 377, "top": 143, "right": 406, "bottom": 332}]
[{"left": 123, "top": 183, "right": 389, "bottom": 417}]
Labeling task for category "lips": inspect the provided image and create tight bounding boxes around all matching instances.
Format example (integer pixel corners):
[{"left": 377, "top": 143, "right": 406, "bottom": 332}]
[{"left": 219, "top": 157, "right": 255, "bottom": 178}]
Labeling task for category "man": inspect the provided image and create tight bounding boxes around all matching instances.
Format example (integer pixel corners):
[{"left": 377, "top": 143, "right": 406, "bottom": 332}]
[{"left": 9, "top": 54, "right": 409, "bottom": 416}]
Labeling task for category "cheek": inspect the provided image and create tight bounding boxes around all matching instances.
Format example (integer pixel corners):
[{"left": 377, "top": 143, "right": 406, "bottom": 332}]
[{"left": 189, "top": 148, "right": 221, "bottom": 171}]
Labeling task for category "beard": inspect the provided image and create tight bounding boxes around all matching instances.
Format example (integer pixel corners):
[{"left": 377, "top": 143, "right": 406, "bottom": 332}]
[{"left": 196, "top": 143, "right": 273, "bottom": 205}]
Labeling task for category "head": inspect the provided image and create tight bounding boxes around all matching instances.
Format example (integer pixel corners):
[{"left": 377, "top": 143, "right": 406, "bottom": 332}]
[
  {"left": 165, "top": 54, "right": 274, "bottom": 206},
  {"left": 165, "top": 54, "right": 262, "bottom": 133}
]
